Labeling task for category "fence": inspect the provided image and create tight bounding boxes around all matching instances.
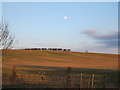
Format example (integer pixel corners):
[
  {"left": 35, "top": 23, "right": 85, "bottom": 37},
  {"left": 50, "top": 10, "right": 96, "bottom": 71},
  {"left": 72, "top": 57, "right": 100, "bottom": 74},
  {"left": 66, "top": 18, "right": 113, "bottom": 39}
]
[
  {"left": 66, "top": 67, "right": 106, "bottom": 88},
  {"left": 3, "top": 66, "right": 107, "bottom": 88}
]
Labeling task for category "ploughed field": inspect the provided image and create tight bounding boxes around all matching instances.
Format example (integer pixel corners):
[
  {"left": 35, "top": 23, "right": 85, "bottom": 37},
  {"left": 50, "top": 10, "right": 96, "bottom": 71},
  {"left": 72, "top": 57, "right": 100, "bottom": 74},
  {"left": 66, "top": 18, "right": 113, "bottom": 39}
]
[{"left": 2, "top": 50, "right": 118, "bottom": 70}]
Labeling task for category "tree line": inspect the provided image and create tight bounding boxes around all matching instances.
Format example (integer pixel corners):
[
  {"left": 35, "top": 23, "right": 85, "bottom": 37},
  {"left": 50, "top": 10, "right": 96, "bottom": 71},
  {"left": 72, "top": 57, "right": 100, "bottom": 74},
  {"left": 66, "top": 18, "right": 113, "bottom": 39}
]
[{"left": 24, "top": 48, "right": 71, "bottom": 51}]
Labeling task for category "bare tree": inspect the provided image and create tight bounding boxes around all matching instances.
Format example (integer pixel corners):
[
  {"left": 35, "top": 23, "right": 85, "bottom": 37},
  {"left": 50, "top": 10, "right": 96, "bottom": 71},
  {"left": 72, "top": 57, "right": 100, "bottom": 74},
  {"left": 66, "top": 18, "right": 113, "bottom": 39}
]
[{"left": 0, "top": 20, "right": 16, "bottom": 49}]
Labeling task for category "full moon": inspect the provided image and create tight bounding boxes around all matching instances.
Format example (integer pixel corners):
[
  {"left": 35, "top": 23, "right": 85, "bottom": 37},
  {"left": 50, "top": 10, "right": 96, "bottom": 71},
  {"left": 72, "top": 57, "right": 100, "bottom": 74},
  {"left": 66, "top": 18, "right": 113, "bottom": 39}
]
[{"left": 64, "top": 16, "right": 69, "bottom": 20}]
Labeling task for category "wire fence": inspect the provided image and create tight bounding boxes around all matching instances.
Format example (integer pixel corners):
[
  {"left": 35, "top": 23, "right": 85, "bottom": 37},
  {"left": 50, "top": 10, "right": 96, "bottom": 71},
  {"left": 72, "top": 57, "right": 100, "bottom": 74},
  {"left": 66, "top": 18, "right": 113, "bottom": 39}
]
[{"left": 2, "top": 66, "right": 110, "bottom": 88}]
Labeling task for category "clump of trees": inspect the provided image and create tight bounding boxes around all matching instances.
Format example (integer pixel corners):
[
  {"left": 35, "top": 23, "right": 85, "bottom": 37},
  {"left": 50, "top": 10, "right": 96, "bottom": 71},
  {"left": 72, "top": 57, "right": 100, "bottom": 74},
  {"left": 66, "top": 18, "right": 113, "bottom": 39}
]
[{"left": 0, "top": 20, "right": 16, "bottom": 49}]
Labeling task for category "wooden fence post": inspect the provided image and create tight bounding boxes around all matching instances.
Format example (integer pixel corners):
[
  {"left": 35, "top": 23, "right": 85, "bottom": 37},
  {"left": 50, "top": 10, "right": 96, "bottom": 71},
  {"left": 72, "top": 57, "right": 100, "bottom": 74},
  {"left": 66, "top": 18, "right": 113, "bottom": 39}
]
[
  {"left": 91, "top": 74, "right": 94, "bottom": 88},
  {"left": 88, "top": 74, "right": 91, "bottom": 88},
  {"left": 80, "top": 73, "right": 82, "bottom": 88},
  {"left": 67, "top": 67, "right": 72, "bottom": 88}
]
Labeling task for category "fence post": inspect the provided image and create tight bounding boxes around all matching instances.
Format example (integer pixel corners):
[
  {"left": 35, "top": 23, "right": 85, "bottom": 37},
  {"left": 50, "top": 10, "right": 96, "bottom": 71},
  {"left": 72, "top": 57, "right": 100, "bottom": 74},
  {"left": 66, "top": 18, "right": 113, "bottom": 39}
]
[
  {"left": 91, "top": 74, "right": 94, "bottom": 88},
  {"left": 67, "top": 67, "right": 72, "bottom": 88},
  {"left": 80, "top": 73, "right": 82, "bottom": 88},
  {"left": 88, "top": 74, "right": 91, "bottom": 88}
]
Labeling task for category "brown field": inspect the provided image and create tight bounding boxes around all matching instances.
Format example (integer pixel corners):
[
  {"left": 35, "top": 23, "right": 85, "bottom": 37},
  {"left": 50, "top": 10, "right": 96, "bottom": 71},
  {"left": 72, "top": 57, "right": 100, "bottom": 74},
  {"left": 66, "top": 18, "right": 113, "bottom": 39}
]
[
  {"left": 2, "top": 50, "right": 118, "bottom": 70},
  {"left": 2, "top": 50, "right": 119, "bottom": 88}
]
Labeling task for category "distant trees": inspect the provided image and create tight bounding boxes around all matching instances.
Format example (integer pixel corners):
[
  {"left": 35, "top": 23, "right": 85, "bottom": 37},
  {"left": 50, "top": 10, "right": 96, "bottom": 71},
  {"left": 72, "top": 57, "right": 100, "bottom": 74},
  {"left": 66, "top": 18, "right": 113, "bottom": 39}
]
[
  {"left": 0, "top": 20, "right": 16, "bottom": 49},
  {"left": 23, "top": 48, "right": 71, "bottom": 51}
]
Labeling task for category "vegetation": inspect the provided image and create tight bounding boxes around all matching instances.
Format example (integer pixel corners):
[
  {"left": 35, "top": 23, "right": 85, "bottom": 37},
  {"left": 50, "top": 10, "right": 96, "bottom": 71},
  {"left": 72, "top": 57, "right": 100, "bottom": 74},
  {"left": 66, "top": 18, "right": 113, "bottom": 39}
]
[
  {"left": 2, "top": 50, "right": 118, "bottom": 88},
  {"left": 3, "top": 50, "right": 118, "bottom": 70},
  {"left": 0, "top": 20, "right": 16, "bottom": 49}
]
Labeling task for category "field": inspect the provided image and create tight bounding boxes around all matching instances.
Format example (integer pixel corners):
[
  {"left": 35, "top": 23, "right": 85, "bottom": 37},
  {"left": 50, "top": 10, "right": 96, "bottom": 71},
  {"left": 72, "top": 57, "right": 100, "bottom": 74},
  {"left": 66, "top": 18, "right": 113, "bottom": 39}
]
[
  {"left": 2, "top": 50, "right": 118, "bottom": 70},
  {"left": 2, "top": 50, "right": 119, "bottom": 88}
]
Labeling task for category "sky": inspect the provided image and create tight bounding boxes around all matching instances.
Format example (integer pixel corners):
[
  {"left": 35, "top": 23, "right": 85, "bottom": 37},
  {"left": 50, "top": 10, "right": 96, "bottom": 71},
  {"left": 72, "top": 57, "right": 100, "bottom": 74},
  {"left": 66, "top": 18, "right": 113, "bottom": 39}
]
[{"left": 2, "top": 2, "right": 118, "bottom": 54}]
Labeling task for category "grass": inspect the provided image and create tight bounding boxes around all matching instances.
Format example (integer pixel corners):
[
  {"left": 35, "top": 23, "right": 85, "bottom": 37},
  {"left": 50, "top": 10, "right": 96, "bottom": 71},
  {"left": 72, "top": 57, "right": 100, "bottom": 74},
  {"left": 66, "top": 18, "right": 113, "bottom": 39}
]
[
  {"left": 2, "top": 50, "right": 119, "bottom": 88},
  {"left": 2, "top": 50, "right": 118, "bottom": 70},
  {"left": 2, "top": 64, "right": 118, "bottom": 88}
]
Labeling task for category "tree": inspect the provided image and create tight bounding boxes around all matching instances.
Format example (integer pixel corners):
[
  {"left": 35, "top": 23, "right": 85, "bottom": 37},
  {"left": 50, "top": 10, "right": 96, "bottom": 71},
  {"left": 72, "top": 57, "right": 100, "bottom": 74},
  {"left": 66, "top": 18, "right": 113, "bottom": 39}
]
[{"left": 0, "top": 20, "right": 16, "bottom": 49}]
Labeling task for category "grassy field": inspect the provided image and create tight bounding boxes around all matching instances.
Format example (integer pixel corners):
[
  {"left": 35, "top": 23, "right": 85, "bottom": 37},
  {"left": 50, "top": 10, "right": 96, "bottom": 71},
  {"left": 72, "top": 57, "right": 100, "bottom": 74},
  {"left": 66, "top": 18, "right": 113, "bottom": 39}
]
[
  {"left": 2, "top": 50, "right": 119, "bottom": 88},
  {"left": 2, "top": 50, "right": 118, "bottom": 70}
]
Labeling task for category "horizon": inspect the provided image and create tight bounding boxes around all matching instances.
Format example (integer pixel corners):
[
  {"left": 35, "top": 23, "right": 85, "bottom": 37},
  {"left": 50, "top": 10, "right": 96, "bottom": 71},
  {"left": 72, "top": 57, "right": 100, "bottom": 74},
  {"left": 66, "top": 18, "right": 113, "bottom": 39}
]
[{"left": 7, "top": 48, "right": 119, "bottom": 55}]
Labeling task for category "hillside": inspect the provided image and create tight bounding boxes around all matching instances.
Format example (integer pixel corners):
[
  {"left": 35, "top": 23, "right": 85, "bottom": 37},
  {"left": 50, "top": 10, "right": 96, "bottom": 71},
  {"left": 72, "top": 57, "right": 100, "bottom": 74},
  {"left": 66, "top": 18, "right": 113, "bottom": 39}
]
[{"left": 2, "top": 50, "right": 118, "bottom": 70}]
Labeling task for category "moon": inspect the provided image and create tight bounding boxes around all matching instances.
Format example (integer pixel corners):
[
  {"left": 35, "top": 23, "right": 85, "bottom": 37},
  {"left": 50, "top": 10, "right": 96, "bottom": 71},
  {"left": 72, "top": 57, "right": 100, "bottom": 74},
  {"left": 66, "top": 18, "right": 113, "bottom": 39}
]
[
  {"left": 64, "top": 16, "right": 68, "bottom": 20},
  {"left": 64, "top": 16, "right": 71, "bottom": 20}
]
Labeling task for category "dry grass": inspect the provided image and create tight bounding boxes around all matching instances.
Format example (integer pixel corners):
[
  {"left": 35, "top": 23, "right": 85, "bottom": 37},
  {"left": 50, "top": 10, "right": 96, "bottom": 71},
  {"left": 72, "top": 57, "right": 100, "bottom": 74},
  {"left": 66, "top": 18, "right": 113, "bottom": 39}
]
[{"left": 2, "top": 50, "right": 118, "bottom": 70}]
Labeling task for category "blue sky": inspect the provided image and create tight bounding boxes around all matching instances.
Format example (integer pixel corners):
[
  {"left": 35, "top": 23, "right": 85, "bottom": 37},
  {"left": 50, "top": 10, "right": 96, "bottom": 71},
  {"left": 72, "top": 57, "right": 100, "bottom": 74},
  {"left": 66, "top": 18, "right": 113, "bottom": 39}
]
[{"left": 2, "top": 2, "right": 118, "bottom": 53}]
